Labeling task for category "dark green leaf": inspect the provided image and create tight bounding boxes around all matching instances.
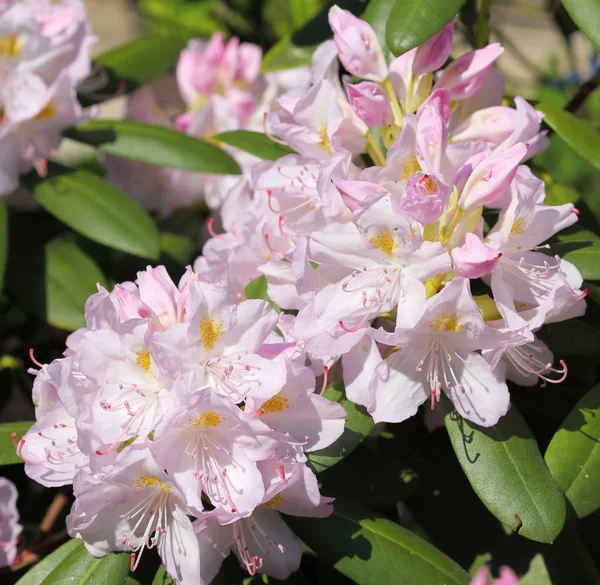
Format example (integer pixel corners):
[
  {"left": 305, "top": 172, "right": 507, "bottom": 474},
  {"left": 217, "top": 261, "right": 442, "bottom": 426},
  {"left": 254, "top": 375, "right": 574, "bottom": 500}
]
[
  {"left": 537, "top": 103, "right": 600, "bottom": 172},
  {"left": 307, "top": 381, "right": 374, "bottom": 474},
  {"left": 0, "top": 198, "right": 7, "bottom": 293},
  {"left": 34, "top": 169, "right": 160, "bottom": 260},
  {"left": 551, "top": 240, "right": 600, "bottom": 280},
  {"left": 15, "top": 539, "right": 81, "bottom": 585},
  {"left": 560, "top": 0, "right": 600, "bottom": 49},
  {"left": 386, "top": 0, "right": 467, "bottom": 57},
  {"left": 45, "top": 237, "right": 106, "bottom": 331},
  {"left": 151, "top": 565, "right": 174, "bottom": 585},
  {"left": 444, "top": 404, "right": 566, "bottom": 543},
  {"left": 244, "top": 275, "right": 281, "bottom": 313},
  {"left": 287, "top": 499, "right": 470, "bottom": 585},
  {"left": 537, "top": 319, "right": 600, "bottom": 356},
  {"left": 214, "top": 130, "right": 295, "bottom": 160},
  {"left": 68, "top": 120, "right": 241, "bottom": 175},
  {"left": 94, "top": 35, "right": 186, "bottom": 86},
  {"left": 545, "top": 384, "right": 600, "bottom": 517},
  {"left": 160, "top": 233, "right": 195, "bottom": 265},
  {"left": 0, "top": 421, "right": 32, "bottom": 466}
]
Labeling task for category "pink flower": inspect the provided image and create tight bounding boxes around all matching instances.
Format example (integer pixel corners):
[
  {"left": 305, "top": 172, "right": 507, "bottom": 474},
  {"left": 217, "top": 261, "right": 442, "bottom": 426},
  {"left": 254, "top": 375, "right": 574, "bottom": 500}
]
[
  {"left": 0, "top": 477, "right": 22, "bottom": 567},
  {"left": 345, "top": 81, "right": 393, "bottom": 126},
  {"left": 452, "top": 233, "right": 502, "bottom": 279},
  {"left": 471, "top": 565, "right": 520, "bottom": 585},
  {"left": 413, "top": 18, "right": 455, "bottom": 76},
  {"left": 399, "top": 172, "right": 452, "bottom": 225}
]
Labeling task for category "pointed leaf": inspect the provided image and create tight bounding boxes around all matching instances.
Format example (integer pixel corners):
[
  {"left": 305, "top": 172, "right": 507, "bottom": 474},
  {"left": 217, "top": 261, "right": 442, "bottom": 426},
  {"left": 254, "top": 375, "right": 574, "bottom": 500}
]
[
  {"left": 213, "top": 131, "right": 295, "bottom": 160},
  {"left": 151, "top": 565, "right": 174, "bottom": 585},
  {"left": 444, "top": 404, "right": 566, "bottom": 543},
  {"left": 551, "top": 240, "right": 600, "bottom": 280},
  {"left": 33, "top": 169, "right": 160, "bottom": 260},
  {"left": 307, "top": 381, "right": 374, "bottom": 474},
  {"left": 545, "top": 383, "right": 600, "bottom": 518},
  {"left": 287, "top": 499, "right": 470, "bottom": 585},
  {"left": 67, "top": 120, "right": 241, "bottom": 175},
  {"left": 244, "top": 275, "right": 281, "bottom": 313},
  {"left": 561, "top": 0, "right": 600, "bottom": 49},
  {"left": 537, "top": 103, "right": 600, "bottom": 172},
  {"left": 15, "top": 539, "right": 81, "bottom": 585},
  {"left": 0, "top": 421, "right": 32, "bottom": 466},
  {"left": 386, "top": 0, "right": 467, "bottom": 57},
  {"left": 45, "top": 237, "right": 106, "bottom": 331}
]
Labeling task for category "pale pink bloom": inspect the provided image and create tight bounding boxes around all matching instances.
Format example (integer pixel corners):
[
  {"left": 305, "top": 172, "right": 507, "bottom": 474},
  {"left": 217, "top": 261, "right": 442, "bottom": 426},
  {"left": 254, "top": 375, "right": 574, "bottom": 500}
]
[
  {"left": 345, "top": 81, "right": 393, "bottom": 127},
  {"left": 399, "top": 172, "right": 452, "bottom": 225},
  {"left": 413, "top": 18, "right": 455, "bottom": 76},
  {"left": 328, "top": 5, "right": 388, "bottom": 82},
  {"left": 0, "top": 477, "right": 22, "bottom": 567},
  {"left": 471, "top": 565, "right": 519, "bottom": 585},
  {"left": 452, "top": 233, "right": 502, "bottom": 279}
]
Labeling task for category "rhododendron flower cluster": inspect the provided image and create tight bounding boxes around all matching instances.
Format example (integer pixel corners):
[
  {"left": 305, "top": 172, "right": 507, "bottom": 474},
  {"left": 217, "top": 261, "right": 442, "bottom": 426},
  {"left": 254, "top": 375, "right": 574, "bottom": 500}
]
[
  {"left": 107, "top": 32, "right": 310, "bottom": 215},
  {"left": 0, "top": 477, "right": 21, "bottom": 567},
  {"left": 19, "top": 266, "right": 345, "bottom": 584},
  {"left": 195, "top": 6, "right": 586, "bottom": 429},
  {"left": 0, "top": 0, "right": 95, "bottom": 195}
]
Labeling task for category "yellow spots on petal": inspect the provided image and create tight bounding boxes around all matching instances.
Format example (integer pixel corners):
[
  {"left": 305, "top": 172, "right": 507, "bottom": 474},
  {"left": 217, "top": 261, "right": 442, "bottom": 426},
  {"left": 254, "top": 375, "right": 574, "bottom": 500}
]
[
  {"left": 35, "top": 100, "right": 56, "bottom": 121},
  {"left": 402, "top": 156, "right": 421, "bottom": 181},
  {"left": 0, "top": 33, "right": 22, "bottom": 58},
  {"left": 421, "top": 175, "right": 437, "bottom": 194},
  {"left": 193, "top": 411, "right": 223, "bottom": 428},
  {"left": 260, "top": 393, "right": 290, "bottom": 414},
  {"left": 430, "top": 313, "right": 463, "bottom": 332},
  {"left": 136, "top": 475, "right": 171, "bottom": 492},
  {"left": 200, "top": 317, "right": 223, "bottom": 351},
  {"left": 509, "top": 217, "right": 526, "bottom": 237},
  {"left": 136, "top": 350, "right": 152, "bottom": 372},
  {"left": 318, "top": 124, "right": 332, "bottom": 152},
  {"left": 263, "top": 494, "right": 285, "bottom": 508},
  {"left": 370, "top": 231, "right": 397, "bottom": 257}
]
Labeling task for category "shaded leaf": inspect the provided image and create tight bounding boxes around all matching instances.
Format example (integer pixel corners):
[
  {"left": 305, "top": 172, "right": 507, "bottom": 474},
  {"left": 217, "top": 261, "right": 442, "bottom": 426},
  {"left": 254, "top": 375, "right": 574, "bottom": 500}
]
[
  {"left": 287, "top": 499, "right": 470, "bottom": 585},
  {"left": 444, "top": 404, "right": 566, "bottom": 544},
  {"left": 307, "top": 381, "right": 374, "bottom": 474},
  {"left": 386, "top": 0, "right": 467, "bottom": 57},
  {"left": 244, "top": 275, "right": 281, "bottom": 313},
  {"left": 560, "top": 0, "right": 600, "bottom": 49},
  {"left": 33, "top": 169, "right": 160, "bottom": 260},
  {"left": 68, "top": 120, "right": 241, "bottom": 175},
  {"left": 0, "top": 421, "right": 32, "bottom": 466},
  {"left": 214, "top": 130, "right": 295, "bottom": 160},
  {"left": 537, "top": 319, "right": 600, "bottom": 356},
  {"left": 551, "top": 240, "right": 600, "bottom": 280},
  {"left": 545, "top": 384, "right": 600, "bottom": 517},
  {"left": 160, "top": 233, "right": 195, "bottom": 265},
  {"left": 0, "top": 198, "right": 7, "bottom": 293},
  {"left": 151, "top": 565, "right": 174, "bottom": 585},
  {"left": 15, "top": 539, "right": 81, "bottom": 585}
]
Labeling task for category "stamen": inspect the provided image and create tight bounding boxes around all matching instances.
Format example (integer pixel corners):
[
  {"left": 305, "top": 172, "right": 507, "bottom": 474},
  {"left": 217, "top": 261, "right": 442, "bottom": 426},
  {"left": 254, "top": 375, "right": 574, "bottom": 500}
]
[
  {"left": 319, "top": 366, "right": 328, "bottom": 396},
  {"left": 29, "top": 348, "right": 44, "bottom": 368}
]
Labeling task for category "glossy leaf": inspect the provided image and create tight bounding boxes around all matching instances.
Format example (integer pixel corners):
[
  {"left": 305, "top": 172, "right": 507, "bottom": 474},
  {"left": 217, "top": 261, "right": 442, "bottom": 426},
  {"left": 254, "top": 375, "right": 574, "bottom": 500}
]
[
  {"left": 17, "top": 539, "right": 129, "bottom": 585},
  {"left": 45, "top": 237, "right": 106, "bottom": 331},
  {"left": 68, "top": 120, "right": 241, "bottom": 175},
  {"left": 561, "top": 0, "right": 600, "bottom": 49},
  {"left": 537, "top": 319, "right": 600, "bottom": 356},
  {"left": 94, "top": 35, "right": 186, "bottom": 86},
  {"left": 152, "top": 565, "right": 174, "bottom": 585},
  {"left": 444, "top": 404, "right": 566, "bottom": 543},
  {"left": 386, "top": 0, "right": 467, "bottom": 57},
  {"left": 15, "top": 539, "right": 81, "bottom": 585},
  {"left": 34, "top": 169, "right": 160, "bottom": 260},
  {"left": 537, "top": 103, "right": 600, "bottom": 172},
  {"left": 545, "top": 183, "right": 580, "bottom": 206},
  {"left": 307, "top": 381, "right": 374, "bottom": 474},
  {"left": 545, "top": 384, "right": 600, "bottom": 517},
  {"left": 0, "top": 198, "right": 7, "bottom": 293},
  {"left": 214, "top": 130, "right": 295, "bottom": 160},
  {"left": 551, "top": 240, "right": 600, "bottom": 280},
  {"left": 0, "top": 421, "right": 32, "bottom": 466},
  {"left": 244, "top": 275, "right": 281, "bottom": 313},
  {"left": 362, "top": 0, "right": 396, "bottom": 59},
  {"left": 287, "top": 499, "right": 470, "bottom": 585}
]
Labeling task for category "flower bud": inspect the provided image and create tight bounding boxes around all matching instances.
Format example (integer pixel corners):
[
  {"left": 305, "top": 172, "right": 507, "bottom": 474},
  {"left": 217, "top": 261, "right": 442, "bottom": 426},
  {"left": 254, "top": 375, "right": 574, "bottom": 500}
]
[
  {"left": 451, "top": 233, "right": 502, "bottom": 279},
  {"left": 413, "top": 18, "right": 455, "bottom": 76},
  {"left": 344, "top": 81, "right": 393, "bottom": 127},
  {"left": 399, "top": 172, "right": 451, "bottom": 225}
]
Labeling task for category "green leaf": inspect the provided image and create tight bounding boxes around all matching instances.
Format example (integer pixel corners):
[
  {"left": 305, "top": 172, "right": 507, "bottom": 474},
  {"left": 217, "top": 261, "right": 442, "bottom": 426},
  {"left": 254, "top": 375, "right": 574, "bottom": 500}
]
[
  {"left": 15, "top": 539, "right": 81, "bottom": 585},
  {"left": 537, "top": 103, "right": 600, "bottom": 172},
  {"left": 34, "top": 169, "right": 160, "bottom": 260},
  {"left": 214, "top": 130, "right": 295, "bottom": 160},
  {"left": 307, "top": 381, "right": 374, "bottom": 474},
  {"left": 244, "top": 275, "right": 281, "bottom": 313},
  {"left": 261, "top": 35, "right": 318, "bottom": 72},
  {"left": 45, "top": 237, "right": 106, "bottom": 331},
  {"left": 287, "top": 499, "right": 470, "bottom": 585},
  {"left": 537, "top": 319, "right": 600, "bottom": 356},
  {"left": 18, "top": 539, "right": 130, "bottom": 585},
  {"left": 545, "top": 384, "right": 600, "bottom": 517},
  {"left": 386, "top": 0, "right": 467, "bottom": 57},
  {"left": 444, "top": 404, "right": 566, "bottom": 543},
  {"left": 362, "top": 0, "right": 396, "bottom": 59},
  {"left": 94, "top": 35, "right": 186, "bottom": 86},
  {"left": 152, "top": 565, "right": 174, "bottom": 585},
  {"left": 551, "top": 240, "right": 600, "bottom": 280},
  {"left": 0, "top": 198, "right": 7, "bottom": 293},
  {"left": 0, "top": 421, "right": 32, "bottom": 466},
  {"left": 67, "top": 120, "right": 241, "bottom": 175},
  {"left": 560, "top": 0, "right": 600, "bottom": 49},
  {"left": 160, "top": 232, "right": 195, "bottom": 265},
  {"left": 263, "top": 0, "right": 323, "bottom": 38},
  {"left": 545, "top": 183, "right": 580, "bottom": 206}
]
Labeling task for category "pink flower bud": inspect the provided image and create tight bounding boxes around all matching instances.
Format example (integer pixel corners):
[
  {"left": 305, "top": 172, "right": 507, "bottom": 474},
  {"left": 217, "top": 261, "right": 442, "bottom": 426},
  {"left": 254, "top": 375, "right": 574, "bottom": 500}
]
[
  {"left": 417, "top": 88, "right": 451, "bottom": 124},
  {"left": 416, "top": 104, "right": 448, "bottom": 173},
  {"left": 451, "top": 233, "right": 502, "bottom": 279},
  {"left": 332, "top": 178, "right": 387, "bottom": 212},
  {"left": 344, "top": 81, "right": 393, "bottom": 126},
  {"left": 328, "top": 6, "right": 388, "bottom": 82},
  {"left": 399, "top": 172, "right": 451, "bottom": 225},
  {"left": 459, "top": 142, "right": 527, "bottom": 210},
  {"left": 413, "top": 18, "right": 455, "bottom": 76},
  {"left": 435, "top": 43, "right": 504, "bottom": 100}
]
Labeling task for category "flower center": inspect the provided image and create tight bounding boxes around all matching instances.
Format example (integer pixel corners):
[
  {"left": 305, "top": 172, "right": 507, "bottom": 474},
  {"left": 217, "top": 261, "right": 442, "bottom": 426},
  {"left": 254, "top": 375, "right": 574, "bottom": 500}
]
[
  {"left": 200, "top": 317, "right": 223, "bottom": 350},
  {"left": 0, "top": 34, "right": 22, "bottom": 58},
  {"left": 261, "top": 393, "right": 290, "bottom": 414},
  {"left": 509, "top": 217, "right": 526, "bottom": 237},
  {"left": 402, "top": 156, "right": 421, "bottom": 180},
  {"left": 136, "top": 350, "right": 152, "bottom": 372},
  {"left": 263, "top": 494, "right": 285, "bottom": 508},
  {"left": 136, "top": 475, "right": 171, "bottom": 492},
  {"left": 35, "top": 100, "right": 56, "bottom": 121},
  {"left": 318, "top": 124, "right": 332, "bottom": 151},
  {"left": 430, "top": 313, "right": 463, "bottom": 332},
  {"left": 370, "top": 231, "right": 397, "bottom": 256},
  {"left": 193, "top": 411, "right": 223, "bottom": 428}
]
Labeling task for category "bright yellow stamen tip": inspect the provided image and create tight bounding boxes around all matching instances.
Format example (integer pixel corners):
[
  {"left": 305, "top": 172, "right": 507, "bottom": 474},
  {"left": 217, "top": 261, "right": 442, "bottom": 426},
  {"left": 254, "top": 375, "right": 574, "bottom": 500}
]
[
  {"left": 136, "top": 475, "right": 171, "bottom": 491},
  {"left": 430, "top": 313, "right": 463, "bottom": 332},
  {"left": 0, "top": 33, "right": 22, "bottom": 58},
  {"left": 136, "top": 350, "right": 152, "bottom": 372},
  {"left": 263, "top": 494, "right": 285, "bottom": 508},
  {"left": 200, "top": 317, "right": 223, "bottom": 350},
  {"left": 370, "top": 231, "right": 397, "bottom": 257},
  {"left": 193, "top": 411, "right": 223, "bottom": 428},
  {"left": 261, "top": 393, "right": 290, "bottom": 414}
]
